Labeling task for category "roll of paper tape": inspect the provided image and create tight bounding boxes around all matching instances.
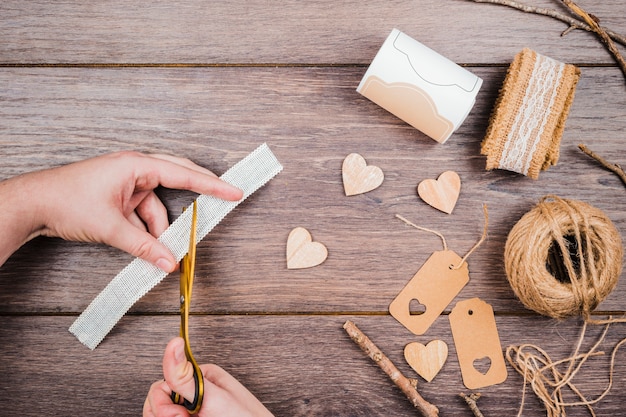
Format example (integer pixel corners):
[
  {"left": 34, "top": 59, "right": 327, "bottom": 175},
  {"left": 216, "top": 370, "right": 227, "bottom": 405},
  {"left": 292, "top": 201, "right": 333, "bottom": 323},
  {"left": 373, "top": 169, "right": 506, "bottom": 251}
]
[{"left": 357, "top": 29, "right": 482, "bottom": 144}]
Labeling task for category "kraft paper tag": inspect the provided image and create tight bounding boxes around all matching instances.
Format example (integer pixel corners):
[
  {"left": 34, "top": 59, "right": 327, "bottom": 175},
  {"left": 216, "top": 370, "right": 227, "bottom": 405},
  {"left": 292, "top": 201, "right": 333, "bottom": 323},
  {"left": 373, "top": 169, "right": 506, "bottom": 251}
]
[
  {"left": 389, "top": 250, "right": 469, "bottom": 335},
  {"left": 449, "top": 298, "right": 507, "bottom": 389}
]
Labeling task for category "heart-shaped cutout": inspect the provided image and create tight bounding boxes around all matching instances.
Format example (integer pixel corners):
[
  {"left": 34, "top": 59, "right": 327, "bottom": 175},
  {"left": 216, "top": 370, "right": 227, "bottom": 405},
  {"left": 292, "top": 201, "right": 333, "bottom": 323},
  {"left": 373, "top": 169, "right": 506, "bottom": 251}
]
[
  {"left": 342, "top": 153, "right": 384, "bottom": 196},
  {"left": 473, "top": 356, "right": 492, "bottom": 375},
  {"left": 404, "top": 340, "right": 448, "bottom": 382},
  {"left": 286, "top": 227, "right": 328, "bottom": 269},
  {"left": 417, "top": 171, "right": 461, "bottom": 214},
  {"left": 409, "top": 299, "right": 426, "bottom": 315}
]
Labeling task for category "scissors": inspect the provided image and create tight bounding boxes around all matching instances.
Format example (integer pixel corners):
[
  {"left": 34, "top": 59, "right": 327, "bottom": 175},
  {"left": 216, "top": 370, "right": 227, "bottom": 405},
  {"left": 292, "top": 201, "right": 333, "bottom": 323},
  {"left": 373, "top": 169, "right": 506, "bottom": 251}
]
[{"left": 171, "top": 200, "right": 204, "bottom": 413}]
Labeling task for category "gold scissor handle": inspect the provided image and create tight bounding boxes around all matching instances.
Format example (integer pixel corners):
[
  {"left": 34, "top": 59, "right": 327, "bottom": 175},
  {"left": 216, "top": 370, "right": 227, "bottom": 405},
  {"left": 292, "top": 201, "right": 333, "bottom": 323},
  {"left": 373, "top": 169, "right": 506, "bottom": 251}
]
[{"left": 171, "top": 201, "right": 204, "bottom": 413}]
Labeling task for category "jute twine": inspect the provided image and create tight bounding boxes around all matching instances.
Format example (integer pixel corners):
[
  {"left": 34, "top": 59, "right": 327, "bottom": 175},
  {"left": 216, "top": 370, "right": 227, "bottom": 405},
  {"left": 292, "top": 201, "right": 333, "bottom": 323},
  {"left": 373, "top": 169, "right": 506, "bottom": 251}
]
[
  {"left": 504, "top": 196, "right": 625, "bottom": 417},
  {"left": 504, "top": 195, "right": 622, "bottom": 320}
]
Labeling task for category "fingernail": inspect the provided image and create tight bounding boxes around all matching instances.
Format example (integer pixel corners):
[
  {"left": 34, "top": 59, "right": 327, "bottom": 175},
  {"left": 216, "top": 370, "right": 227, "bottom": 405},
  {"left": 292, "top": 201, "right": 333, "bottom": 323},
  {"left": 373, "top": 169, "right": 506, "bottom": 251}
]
[{"left": 156, "top": 258, "right": 174, "bottom": 272}]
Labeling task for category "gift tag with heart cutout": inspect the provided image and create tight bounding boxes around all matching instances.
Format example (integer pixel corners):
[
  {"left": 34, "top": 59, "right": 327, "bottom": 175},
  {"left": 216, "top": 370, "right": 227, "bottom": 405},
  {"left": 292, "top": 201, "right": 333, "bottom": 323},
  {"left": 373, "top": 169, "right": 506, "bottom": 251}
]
[
  {"left": 342, "top": 153, "right": 384, "bottom": 196},
  {"left": 389, "top": 250, "right": 469, "bottom": 335},
  {"left": 449, "top": 298, "right": 507, "bottom": 389},
  {"left": 404, "top": 340, "right": 448, "bottom": 382},
  {"left": 417, "top": 170, "right": 461, "bottom": 214},
  {"left": 286, "top": 227, "right": 328, "bottom": 269}
]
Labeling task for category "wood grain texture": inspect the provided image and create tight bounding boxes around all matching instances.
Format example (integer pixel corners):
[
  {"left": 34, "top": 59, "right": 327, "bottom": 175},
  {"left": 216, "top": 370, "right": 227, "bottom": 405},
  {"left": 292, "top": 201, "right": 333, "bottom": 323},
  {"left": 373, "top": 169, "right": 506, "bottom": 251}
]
[
  {"left": 0, "top": 0, "right": 625, "bottom": 64},
  {"left": 0, "top": 67, "right": 624, "bottom": 315},
  {"left": 1, "top": 1, "right": 625, "bottom": 416},
  {"left": 1, "top": 315, "right": 625, "bottom": 416}
]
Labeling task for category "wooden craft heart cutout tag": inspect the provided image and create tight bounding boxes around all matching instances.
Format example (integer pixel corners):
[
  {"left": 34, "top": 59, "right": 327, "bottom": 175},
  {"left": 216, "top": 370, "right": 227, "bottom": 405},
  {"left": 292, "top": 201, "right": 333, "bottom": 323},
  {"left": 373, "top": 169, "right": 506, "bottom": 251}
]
[
  {"left": 286, "top": 227, "right": 328, "bottom": 269},
  {"left": 342, "top": 153, "right": 384, "bottom": 196},
  {"left": 417, "top": 170, "right": 461, "bottom": 214},
  {"left": 389, "top": 250, "right": 469, "bottom": 335},
  {"left": 449, "top": 298, "right": 507, "bottom": 389},
  {"left": 404, "top": 340, "right": 448, "bottom": 382}
]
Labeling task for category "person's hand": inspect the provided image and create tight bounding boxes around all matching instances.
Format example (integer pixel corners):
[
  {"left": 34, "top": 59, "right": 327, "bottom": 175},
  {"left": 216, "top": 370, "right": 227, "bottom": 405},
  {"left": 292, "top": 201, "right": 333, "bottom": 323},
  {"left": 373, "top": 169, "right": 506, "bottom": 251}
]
[
  {"left": 143, "top": 337, "right": 273, "bottom": 417},
  {"left": 0, "top": 151, "right": 243, "bottom": 270}
]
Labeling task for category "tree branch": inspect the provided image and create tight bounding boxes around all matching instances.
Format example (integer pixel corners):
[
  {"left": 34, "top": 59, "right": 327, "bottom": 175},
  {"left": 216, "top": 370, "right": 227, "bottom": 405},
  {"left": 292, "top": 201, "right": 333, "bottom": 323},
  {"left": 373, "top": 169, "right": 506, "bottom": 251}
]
[
  {"left": 460, "top": 393, "right": 486, "bottom": 417},
  {"left": 560, "top": 0, "right": 626, "bottom": 81},
  {"left": 578, "top": 144, "right": 626, "bottom": 188},
  {"left": 467, "top": 0, "right": 626, "bottom": 47},
  {"left": 343, "top": 320, "right": 439, "bottom": 417}
]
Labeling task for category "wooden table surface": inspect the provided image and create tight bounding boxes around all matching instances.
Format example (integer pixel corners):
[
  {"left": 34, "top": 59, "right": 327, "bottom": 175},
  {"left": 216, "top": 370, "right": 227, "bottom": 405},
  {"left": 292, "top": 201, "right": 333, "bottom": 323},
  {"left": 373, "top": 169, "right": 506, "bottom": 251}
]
[{"left": 1, "top": 1, "right": 625, "bottom": 416}]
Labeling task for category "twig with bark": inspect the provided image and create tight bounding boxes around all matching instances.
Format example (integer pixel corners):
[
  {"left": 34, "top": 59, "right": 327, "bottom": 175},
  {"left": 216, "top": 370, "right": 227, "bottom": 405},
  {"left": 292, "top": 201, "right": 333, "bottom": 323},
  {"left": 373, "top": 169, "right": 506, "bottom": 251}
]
[
  {"left": 467, "top": 0, "right": 626, "bottom": 83},
  {"left": 578, "top": 144, "right": 626, "bottom": 187},
  {"left": 560, "top": 0, "right": 626, "bottom": 80},
  {"left": 343, "top": 320, "right": 439, "bottom": 417},
  {"left": 460, "top": 393, "right": 486, "bottom": 417}
]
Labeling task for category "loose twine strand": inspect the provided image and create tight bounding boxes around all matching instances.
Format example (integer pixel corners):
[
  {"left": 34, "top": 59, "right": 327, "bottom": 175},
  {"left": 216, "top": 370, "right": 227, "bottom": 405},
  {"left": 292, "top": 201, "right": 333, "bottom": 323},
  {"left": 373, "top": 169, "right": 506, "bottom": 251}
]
[
  {"left": 396, "top": 204, "right": 488, "bottom": 269},
  {"left": 507, "top": 320, "right": 626, "bottom": 417},
  {"left": 503, "top": 196, "right": 626, "bottom": 416}
]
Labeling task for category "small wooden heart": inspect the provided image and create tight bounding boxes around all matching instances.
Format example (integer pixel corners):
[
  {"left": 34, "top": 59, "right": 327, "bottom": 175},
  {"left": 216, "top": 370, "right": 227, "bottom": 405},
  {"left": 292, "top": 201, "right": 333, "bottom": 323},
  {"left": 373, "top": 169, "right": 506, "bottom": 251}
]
[
  {"left": 342, "top": 153, "right": 384, "bottom": 196},
  {"left": 417, "top": 171, "right": 461, "bottom": 214},
  {"left": 404, "top": 340, "right": 448, "bottom": 382},
  {"left": 286, "top": 227, "right": 328, "bottom": 269}
]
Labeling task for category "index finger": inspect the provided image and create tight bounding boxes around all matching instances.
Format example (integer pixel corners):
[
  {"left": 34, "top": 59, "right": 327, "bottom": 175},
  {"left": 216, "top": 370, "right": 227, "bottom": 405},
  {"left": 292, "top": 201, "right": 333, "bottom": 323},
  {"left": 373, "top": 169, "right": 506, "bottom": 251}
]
[
  {"left": 137, "top": 154, "right": 243, "bottom": 201},
  {"left": 143, "top": 380, "right": 189, "bottom": 417}
]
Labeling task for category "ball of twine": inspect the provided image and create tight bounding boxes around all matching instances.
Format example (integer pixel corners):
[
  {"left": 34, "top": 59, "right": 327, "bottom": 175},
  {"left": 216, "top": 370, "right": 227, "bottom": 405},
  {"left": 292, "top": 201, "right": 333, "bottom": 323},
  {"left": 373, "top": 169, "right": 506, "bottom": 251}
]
[{"left": 504, "top": 196, "right": 623, "bottom": 320}]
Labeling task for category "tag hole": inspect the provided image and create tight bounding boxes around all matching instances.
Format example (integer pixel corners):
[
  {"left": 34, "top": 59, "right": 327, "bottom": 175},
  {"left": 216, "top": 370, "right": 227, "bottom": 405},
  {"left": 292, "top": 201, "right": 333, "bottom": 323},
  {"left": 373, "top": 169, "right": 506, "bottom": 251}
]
[
  {"left": 448, "top": 264, "right": 454, "bottom": 270},
  {"left": 409, "top": 299, "right": 426, "bottom": 315},
  {"left": 473, "top": 356, "right": 492, "bottom": 375},
  {"left": 468, "top": 310, "right": 474, "bottom": 315}
]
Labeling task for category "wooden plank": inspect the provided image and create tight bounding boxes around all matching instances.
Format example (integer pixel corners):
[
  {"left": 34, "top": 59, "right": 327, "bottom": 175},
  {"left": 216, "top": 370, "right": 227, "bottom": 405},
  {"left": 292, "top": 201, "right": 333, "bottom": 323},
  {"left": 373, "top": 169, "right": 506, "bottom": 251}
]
[
  {"left": 0, "top": 315, "right": 624, "bottom": 416},
  {"left": 0, "top": 66, "right": 624, "bottom": 314},
  {"left": 1, "top": 0, "right": 625, "bottom": 64}
]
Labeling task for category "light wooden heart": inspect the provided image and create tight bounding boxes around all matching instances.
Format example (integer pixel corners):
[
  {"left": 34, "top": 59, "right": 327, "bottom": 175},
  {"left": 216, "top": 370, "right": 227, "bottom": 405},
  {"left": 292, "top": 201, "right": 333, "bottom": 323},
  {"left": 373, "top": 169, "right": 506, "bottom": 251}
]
[
  {"left": 342, "top": 153, "right": 384, "bottom": 196},
  {"left": 286, "top": 227, "right": 328, "bottom": 269},
  {"left": 404, "top": 340, "right": 448, "bottom": 382},
  {"left": 417, "top": 171, "right": 461, "bottom": 214}
]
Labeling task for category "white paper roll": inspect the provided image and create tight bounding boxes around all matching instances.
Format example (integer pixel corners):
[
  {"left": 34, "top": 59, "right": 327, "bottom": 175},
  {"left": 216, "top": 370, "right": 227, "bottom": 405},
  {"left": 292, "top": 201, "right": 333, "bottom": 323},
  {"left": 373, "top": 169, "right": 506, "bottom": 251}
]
[{"left": 357, "top": 29, "right": 482, "bottom": 144}]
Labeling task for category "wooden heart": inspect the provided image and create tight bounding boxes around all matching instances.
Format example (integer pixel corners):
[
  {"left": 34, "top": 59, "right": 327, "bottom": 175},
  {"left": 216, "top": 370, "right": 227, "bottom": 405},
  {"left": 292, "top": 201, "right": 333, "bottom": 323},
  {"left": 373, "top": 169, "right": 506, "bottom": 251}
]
[
  {"left": 417, "top": 171, "right": 461, "bottom": 214},
  {"left": 286, "top": 227, "right": 328, "bottom": 269},
  {"left": 404, "top": 340, "right": 448, "bottom": 382},
  {"left": 342, "top": 153, "right": 384, "bottom": 196}
]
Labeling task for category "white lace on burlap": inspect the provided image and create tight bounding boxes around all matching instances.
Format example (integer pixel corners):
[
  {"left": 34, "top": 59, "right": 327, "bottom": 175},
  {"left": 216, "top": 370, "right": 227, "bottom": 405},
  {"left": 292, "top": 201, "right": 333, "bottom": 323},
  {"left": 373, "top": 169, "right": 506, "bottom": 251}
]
[
  {"left": 499, "top": 53, "right": 565, "bottom": 175},
  {"left": 69, "top": 143, "right": 282, "bottom": 349}
]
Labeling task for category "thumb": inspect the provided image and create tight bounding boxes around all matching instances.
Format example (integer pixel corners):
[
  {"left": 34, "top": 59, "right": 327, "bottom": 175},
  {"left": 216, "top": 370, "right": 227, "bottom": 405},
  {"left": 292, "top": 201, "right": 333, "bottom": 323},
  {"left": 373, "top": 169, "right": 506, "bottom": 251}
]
[
  {"left": 107, "top": 215, "right": 177, "bottom": 272},
  {"left": 163, "top": 337, "right": 200, "bottom": 406}
]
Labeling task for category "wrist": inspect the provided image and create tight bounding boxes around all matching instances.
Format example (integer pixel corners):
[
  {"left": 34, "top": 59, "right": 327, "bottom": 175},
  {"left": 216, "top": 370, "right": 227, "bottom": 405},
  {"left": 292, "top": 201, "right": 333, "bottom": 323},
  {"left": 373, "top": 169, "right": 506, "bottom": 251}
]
[{"left": 0, "top": 172, "right": 46, "bottom": 266}]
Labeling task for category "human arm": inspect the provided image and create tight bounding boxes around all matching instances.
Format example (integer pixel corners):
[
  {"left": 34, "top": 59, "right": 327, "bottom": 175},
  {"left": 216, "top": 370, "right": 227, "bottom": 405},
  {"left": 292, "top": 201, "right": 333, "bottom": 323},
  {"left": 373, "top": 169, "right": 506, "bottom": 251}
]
[
  {"left": 143, "top": 337, "right": 274, "bottom": 417},
  {"left": 0, "top": 151, "right": 243, "bottom": 270}
]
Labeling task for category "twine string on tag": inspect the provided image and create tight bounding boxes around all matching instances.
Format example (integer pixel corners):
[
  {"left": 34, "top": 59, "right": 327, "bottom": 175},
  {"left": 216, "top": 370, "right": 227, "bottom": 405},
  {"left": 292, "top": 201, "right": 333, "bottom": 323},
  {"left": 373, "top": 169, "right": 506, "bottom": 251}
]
[
  {"left": 396, "top": 204, "right": 488, "bottom": 270},
  {"left": 395, "top": 214, "right": 448, "bottom": 251}
]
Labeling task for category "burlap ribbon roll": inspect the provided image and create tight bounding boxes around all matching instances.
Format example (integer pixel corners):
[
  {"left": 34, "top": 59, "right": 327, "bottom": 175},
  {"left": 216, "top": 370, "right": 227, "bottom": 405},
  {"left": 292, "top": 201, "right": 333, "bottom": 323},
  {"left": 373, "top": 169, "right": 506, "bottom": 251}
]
[
  {"left": 504, "top": 196, "right": 623, "bottom": 319},
  {"left": 481, "top": 48, "right": 581, "bottom": 179}
]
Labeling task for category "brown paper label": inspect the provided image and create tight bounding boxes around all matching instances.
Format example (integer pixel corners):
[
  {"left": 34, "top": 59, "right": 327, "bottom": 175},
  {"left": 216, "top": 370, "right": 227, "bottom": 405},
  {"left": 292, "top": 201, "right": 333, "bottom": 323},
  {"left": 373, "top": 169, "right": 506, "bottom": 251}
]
[
  {"left": 449, "top": 298, "right": 507, "bottom": 389},
  {"left": 389, "top": 250, "right": 469, "bottom": 335}
]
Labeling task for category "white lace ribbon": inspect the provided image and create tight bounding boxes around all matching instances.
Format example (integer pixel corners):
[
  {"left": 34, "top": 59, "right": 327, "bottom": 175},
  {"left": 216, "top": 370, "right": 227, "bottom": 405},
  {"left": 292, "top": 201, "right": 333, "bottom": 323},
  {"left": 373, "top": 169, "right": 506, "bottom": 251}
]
[{"left": 499, "top": 53, "right": 565, "bottom": 175}]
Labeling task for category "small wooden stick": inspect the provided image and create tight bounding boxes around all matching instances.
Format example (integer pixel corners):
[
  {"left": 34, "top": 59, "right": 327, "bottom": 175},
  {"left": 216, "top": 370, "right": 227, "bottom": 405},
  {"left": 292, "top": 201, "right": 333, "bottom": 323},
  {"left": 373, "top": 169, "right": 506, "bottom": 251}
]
[
  {"left": 466, "top": 0, "right": 626, "bottom": 47},
  {"left": 578, "top": 144, "right": 626, "bottom": 188},
  {"left": 460, "top": 393, "right": 485, "bottom": 417},
  {"left": 561, "top": 0, "right": 626, "bottom": 83},
  {"left": 343, "top": 320, "right": 439, "bottom": 417}
]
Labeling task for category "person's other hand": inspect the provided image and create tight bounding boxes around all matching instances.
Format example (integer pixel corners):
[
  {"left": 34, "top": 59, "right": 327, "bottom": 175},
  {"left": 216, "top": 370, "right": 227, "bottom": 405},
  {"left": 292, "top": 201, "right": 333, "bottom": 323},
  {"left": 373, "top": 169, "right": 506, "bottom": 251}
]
[
  {"left": 143, "top": 337, "right": 273, "bottom": 417},
  {"left": 20, "top": 152, "right": 242, "bottom": 271}
]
